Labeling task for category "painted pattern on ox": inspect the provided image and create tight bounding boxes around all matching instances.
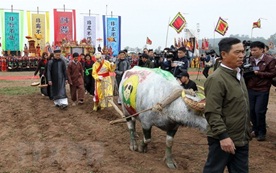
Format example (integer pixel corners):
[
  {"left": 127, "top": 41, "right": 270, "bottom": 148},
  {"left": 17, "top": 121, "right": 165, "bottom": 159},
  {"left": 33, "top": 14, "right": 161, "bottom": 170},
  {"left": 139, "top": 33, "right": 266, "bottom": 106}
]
[{"left": 119, "top": 66, "right": 207, "bottom": 169}]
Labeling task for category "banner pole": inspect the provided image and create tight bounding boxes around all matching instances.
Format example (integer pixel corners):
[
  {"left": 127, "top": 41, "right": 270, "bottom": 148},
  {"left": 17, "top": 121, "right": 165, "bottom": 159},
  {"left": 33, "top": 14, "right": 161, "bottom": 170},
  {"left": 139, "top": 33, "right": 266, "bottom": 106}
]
[
  {"left": 213, "top": 22, "right": 215, "bottom": 49},
  {"left": 165, "top": 17, "right": 170, "bottom": 48}
]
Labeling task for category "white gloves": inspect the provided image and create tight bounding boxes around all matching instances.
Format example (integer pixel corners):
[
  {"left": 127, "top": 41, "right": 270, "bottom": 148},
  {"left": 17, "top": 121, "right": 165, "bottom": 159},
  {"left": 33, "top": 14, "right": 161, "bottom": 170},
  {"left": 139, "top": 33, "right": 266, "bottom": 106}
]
[{"left": 98, "top": 76, "right": 103, "bottom": 80}]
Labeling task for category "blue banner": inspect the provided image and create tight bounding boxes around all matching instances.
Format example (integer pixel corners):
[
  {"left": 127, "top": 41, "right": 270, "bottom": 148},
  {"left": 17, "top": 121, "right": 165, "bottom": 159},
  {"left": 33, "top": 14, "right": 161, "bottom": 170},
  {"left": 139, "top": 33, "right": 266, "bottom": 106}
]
[
  {"left": 103, "top": 15, "right": 121, "bottom": 56},
  {"left": 5, "top": 12, "right": 19, "bottom": 51}
]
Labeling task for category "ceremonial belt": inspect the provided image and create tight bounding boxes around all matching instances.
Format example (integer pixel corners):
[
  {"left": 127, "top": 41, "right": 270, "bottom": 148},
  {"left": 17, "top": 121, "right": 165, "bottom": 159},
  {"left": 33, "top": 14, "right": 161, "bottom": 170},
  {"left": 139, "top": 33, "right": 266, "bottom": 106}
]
[{"left": 98, "top": 72, "right": 110, "bottom": 77}]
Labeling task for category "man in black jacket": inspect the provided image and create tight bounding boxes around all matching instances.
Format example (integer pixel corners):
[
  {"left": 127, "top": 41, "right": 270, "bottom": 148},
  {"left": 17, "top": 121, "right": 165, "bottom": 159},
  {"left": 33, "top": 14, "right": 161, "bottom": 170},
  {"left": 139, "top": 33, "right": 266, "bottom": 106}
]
[{"left": 177, "top": 71, "right": 197, "bottom": 91}]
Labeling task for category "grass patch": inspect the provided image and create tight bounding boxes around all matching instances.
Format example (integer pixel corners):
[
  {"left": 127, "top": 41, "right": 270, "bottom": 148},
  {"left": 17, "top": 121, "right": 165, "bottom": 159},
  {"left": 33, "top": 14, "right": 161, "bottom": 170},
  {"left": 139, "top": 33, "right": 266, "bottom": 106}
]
[
  {"left": 0, "top": 85, "right": 37, "bottom": 95},
  {"left": 0, "top": 80, "right": 13, "bottom": 84}
]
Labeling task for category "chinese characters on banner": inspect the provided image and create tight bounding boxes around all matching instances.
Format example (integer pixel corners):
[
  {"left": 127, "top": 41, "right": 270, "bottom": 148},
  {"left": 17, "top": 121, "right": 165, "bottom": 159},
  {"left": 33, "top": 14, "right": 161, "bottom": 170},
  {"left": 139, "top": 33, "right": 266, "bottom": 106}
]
[
  {"left": 103, "top": 15, "right": 121, "bottom": 56},
  {"left": 5, "top": 12, "right": 19, "bottom": 51},
  {"left": 53, "top": 9, "right": 76, "bottom": 45},
  {"left": 84, "top": 16, "right": 96, "bottom": 46},
  {"left": 32, "top": 14, "right": 46, "bottom": 48}
]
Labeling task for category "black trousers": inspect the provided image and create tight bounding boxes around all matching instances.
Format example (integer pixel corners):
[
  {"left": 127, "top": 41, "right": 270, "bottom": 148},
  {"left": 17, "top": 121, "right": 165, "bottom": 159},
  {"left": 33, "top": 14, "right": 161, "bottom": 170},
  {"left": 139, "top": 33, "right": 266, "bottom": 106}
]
[
  {"left": 248, "top": 89, "right": 269, "bottom": 137},
  {"left": 203, "top": 137, "right": 249, "bottom": 173},
  {"left": 84, "top": 75, "right": 95, "bottom": 95},
  {"left": 203, "top": 66, "right": 211, "bottom": 78}
]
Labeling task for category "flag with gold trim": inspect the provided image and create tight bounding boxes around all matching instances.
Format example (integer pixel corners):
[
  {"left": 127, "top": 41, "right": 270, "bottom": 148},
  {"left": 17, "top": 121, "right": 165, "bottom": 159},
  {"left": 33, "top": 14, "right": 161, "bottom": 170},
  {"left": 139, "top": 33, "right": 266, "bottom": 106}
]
[
  {"left": 214, "top": 17, "right": 228, "bottom": 36},
  {"left": 252, "top": 19, "right": 261, "bottom": 29},
  {"left": 169, "top": 12, "right": 186, "bottom": 33}
]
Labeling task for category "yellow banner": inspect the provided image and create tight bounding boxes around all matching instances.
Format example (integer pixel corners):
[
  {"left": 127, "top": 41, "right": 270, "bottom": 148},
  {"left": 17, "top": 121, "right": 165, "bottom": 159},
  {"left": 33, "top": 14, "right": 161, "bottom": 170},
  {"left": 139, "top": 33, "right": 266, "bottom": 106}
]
[
  {"left": 45, "top": 12, "right": 50, "bottom": 43},
  {"left": 32, "top": 13, "right": 46, "bottom": 50},
  {"left": 27, "top": 11, "right": 31, "bottom": 37}
]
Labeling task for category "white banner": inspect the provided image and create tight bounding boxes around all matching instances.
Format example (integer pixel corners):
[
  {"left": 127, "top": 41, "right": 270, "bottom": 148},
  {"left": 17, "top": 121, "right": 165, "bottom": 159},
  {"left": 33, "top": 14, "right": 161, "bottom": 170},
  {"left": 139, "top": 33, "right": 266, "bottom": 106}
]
[{"left": 84, "top": 16, "right": 96, "bottom": 46}]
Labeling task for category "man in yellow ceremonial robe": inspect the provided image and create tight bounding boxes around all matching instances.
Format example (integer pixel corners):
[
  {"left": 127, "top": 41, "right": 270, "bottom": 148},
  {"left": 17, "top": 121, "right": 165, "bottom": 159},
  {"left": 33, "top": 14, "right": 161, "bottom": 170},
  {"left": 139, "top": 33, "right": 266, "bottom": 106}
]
[{"left": 92, "top": 53, "right": 116, "bottom": 111}]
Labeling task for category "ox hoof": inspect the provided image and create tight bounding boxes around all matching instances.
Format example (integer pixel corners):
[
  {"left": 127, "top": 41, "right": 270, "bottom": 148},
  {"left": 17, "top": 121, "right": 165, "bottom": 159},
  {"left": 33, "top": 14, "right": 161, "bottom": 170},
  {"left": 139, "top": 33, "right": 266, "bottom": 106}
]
[
  {"left": 138, "top": 144, "right": 147, "bottom": 153},
  {"left": 164, "top": 157, "right": 177, "bottom": 169},
  {"left": 129, "top": 141, "right": 138, "bottom": 151}
]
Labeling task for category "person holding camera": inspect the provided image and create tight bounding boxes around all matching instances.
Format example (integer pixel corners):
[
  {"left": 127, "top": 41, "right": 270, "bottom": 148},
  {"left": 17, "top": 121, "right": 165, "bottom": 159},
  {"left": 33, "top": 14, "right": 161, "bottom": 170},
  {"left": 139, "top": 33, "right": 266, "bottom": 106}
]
[
  {"left": 247, "top": 41, "right": 276, "bottom": 141},
  {"left": 201, "top": 53, "right": 214, "bottom": 78},
  {"left": 161, "top": 52, "right": 174, "bottom": 72},
  {"left": 171, "top": 47, "right": 189, "bottom": 77}
]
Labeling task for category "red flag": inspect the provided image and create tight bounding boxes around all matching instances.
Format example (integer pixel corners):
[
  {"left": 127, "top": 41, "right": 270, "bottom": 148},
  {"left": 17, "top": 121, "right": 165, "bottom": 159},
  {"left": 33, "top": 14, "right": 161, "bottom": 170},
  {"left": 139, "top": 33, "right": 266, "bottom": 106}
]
[
  {"left": 214, "top": 17, "right": 228, "bottom": 36},
  {"left": 169, "top": 12, "right": 186, "bottom": 33},
  {"left": 146, "top": 37, "right": 152, "bottom": 45},
  {"left": 202, "top": 39, "right": 209, "bottom": 50},
  {"left": 205, "top": 39, "right": 209, "bottom": 50},
  {"left": 196, "top": 39, "right": 199, "bottom": 50},
  {"left": 252, "top": 19, "right": 261, "bottom": 29},
  {"left": 189, "top": 37, "right": 195, "bottom": 52}
]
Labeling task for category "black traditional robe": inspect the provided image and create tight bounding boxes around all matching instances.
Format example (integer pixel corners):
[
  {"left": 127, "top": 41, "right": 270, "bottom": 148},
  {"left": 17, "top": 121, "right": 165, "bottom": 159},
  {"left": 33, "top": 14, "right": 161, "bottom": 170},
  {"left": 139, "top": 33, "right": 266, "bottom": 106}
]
[{"left": 47, "top": 58, "right": 68, "bottom": 100}]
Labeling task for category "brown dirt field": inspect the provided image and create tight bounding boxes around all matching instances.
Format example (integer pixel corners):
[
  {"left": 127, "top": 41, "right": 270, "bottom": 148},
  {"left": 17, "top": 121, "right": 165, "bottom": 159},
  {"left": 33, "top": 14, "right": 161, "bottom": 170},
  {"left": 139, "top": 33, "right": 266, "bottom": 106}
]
[{"left": 0, "top": 71, "right": 276, "bottom": 173}]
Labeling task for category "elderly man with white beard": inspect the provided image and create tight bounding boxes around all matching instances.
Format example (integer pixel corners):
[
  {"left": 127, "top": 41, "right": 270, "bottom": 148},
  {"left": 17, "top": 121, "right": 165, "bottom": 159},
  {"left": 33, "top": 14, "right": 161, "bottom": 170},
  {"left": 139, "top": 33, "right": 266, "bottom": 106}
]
[{"left": 92, "top": 53, "right": 116, "bottom": 111}]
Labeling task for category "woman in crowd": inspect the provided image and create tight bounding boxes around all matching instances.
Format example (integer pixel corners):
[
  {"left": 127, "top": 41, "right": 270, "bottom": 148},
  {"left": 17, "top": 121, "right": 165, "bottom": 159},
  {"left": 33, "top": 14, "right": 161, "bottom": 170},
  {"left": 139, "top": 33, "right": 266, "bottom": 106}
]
[{"left": 84, "top": 54, "right": 95, "bottom": 96}]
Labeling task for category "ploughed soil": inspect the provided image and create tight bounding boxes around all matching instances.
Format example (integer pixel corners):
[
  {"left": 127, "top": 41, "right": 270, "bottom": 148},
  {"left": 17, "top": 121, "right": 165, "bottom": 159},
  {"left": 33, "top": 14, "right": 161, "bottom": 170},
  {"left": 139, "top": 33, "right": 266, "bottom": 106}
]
[{"left": 0, "top": 71, "right": 276, "bottom": 173}]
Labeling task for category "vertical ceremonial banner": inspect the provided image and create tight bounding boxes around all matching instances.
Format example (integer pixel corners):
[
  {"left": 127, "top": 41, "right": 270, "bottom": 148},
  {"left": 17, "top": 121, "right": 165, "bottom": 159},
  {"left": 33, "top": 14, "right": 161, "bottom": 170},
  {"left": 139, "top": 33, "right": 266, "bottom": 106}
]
[
  {"left": 0, "top": 9, "right": 5, "bottom": 50},
  {"left": 103, "top": 15, "right": 121, "bottom": 56},
  {"left": 84, "top": 16, "right": 96, "bottom": 46},
  {"left": 45, "top": 12, "right": 50, "bottom": 43},
  {"left": 53, "top": 9, "right": 76, "bottom": 44},
  {"left": 4, "top": 12, "right": 19, "bottom": 51},
  {"left": 32, "top": 14, "right": 46, "bottom": 48}
]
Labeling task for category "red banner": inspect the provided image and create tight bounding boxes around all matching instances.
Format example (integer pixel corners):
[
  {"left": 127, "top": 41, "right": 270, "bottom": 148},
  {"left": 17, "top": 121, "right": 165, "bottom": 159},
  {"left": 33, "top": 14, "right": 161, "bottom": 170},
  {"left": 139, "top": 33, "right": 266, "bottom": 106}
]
[{"left": 53, "top": 9, "right": 76, "bottom": 45}]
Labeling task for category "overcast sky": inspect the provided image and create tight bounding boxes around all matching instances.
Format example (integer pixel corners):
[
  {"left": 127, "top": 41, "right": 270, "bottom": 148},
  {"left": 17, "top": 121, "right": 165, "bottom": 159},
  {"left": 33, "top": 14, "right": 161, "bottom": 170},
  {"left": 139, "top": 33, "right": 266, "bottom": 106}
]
[{"left": 2, "top": 0, "right": 276, "bottom": 49}]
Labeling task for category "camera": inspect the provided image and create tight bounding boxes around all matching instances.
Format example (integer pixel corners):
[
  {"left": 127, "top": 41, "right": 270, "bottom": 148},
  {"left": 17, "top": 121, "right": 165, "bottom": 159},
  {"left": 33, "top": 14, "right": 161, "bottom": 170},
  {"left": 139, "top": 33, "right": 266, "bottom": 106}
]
[
  {"left": 242, "top": 40, "right": 252, "bottom": 47},
  {"left": 243, "top": 40, "right": 252, "bottom": 58},
  {"left": 205, "top": 49, "right": 216, "bottom": 55},
  {"left": 241, "top": 40, "right": 255, "bottom": 78},
  {"left": 242, "top": 63, "right": 255, "bottom": 78},
  {"left": 242, "top": 56, "right": 255, "bottom": 78}
]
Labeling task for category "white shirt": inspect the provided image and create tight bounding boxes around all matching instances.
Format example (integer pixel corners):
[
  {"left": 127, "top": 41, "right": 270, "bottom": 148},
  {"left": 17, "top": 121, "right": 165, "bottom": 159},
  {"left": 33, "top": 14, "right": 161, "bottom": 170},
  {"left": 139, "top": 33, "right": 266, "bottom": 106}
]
[
  {"left": 254, "top": 54, "right": 264, "bottom": 65},
  {"left": 220, "top": 63, "right": 241, "bottom": 81}
]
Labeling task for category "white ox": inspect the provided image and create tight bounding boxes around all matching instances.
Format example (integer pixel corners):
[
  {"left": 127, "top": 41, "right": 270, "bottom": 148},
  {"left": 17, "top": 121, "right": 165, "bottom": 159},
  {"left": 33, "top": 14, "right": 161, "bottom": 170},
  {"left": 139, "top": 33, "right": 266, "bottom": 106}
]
[{"left": 119, "top": 66, "right": 207, "bottom": 169}]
